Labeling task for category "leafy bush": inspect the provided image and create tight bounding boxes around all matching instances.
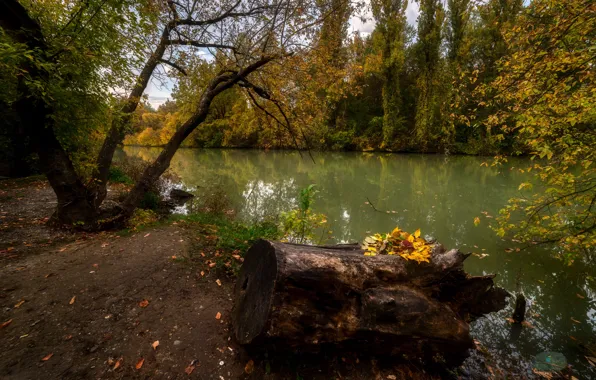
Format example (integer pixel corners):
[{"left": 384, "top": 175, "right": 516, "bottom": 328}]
[
  {"left": 140, "top": 190, "right": 160, "bottom": 210},
  {"left": 197, "top": 184, "right": 234, "bottom": 216},
  {"left": 280, "top": 184, "right": 327, "bottom": 243},
  {"left": 107, "top": 166, "right": 133, "bottom": 184},
  {"left": 171, "top": 212, "right": 280, "bottom": 274}
]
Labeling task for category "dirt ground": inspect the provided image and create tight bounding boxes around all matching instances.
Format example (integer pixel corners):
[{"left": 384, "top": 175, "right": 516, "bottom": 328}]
[{"left": 0, "top": 179, "right": 468, "bottom": 380}]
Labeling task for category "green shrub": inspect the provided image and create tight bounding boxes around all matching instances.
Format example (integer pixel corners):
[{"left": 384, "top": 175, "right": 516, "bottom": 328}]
[
  {"left": 280, "top": 184, "right": 328, "bottom": 244},
  {"left": 107, "top": 166, "right": 133, "bottom": 184},
  {"left": 140, "top": 190, "right": 160, "bottom": 210}
]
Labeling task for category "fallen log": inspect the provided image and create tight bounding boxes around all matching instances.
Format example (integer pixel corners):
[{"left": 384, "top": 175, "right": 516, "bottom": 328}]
[{"left": 232, "top": 240, "right": 508, "bottom": 364}]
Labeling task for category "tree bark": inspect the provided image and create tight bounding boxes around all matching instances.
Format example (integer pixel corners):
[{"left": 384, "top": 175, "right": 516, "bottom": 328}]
[{"left": 232, "top": 240, "right": 508, "bottom": 364}]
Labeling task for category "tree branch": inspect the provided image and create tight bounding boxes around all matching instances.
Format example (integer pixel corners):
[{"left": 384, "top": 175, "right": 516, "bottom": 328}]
[
  {"left": 166, "top": 39, "right": 238, "bottom": 52},
  {"left": 158, "top": 58, "right": 187, "bottom": 75}
]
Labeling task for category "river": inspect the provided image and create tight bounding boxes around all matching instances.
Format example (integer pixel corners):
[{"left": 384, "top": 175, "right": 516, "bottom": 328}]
[{"left": 119, "top": 147, "right": 596, "bottom": 377}]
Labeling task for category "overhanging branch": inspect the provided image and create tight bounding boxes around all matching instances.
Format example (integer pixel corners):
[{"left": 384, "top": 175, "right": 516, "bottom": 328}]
[
  {"left": 166, "top": 39, "right": 239, "bottom": 53},
  {"left": 158, "top": 58, "right": 187, "bottom": 75}
]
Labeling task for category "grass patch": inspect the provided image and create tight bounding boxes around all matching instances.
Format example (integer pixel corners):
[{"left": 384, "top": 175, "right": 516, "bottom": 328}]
[
  {"left": 170, "top": 212, "right": 280, "bottom": 274},
  {"left": 107, "top": 166, "right": 133, "bottom": 185}
]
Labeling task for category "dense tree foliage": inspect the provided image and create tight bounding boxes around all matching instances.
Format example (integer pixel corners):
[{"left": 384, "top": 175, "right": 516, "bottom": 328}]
[
  {"left": 122, "top": 0, "right": 532, "bottom": 154},
  {"left": 487, "top": 0, "right": 596, "bottom": 262}
]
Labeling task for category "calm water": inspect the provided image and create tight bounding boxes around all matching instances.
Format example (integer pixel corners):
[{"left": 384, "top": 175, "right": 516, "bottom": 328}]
[{"left": 120, "top": 147, "right": 596, "bottom": 377}]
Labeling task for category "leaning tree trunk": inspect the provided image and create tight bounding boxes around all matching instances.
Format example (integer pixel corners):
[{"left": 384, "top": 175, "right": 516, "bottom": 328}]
[{"left": 233, "top": 240, "right": 508, "bottom": 365}]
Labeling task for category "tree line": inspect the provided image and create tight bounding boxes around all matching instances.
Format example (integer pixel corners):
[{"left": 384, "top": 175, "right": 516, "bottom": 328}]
[{"left": 124, "top": 0, "right": 525, "bottom": 154}]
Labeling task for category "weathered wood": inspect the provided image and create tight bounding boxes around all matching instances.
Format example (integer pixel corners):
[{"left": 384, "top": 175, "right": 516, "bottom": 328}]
[{"left": 232, "top": 240, "right": 508, "bottom": 363}]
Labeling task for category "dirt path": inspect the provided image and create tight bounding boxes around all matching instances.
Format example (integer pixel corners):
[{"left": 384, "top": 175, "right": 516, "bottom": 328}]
[{"left": 0, "top": 179, "right": 456, "bottom": 380}]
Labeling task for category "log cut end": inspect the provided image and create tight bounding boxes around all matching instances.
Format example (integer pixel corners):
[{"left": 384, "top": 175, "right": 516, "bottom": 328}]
[{"left": 232, "top": 239, "right": 279, "bottom": 344}]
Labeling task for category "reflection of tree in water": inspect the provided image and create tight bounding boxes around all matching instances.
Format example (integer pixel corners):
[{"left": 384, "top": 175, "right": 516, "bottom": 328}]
[{"left": 120, "top": 147, "right": 596, "bottom": 378}]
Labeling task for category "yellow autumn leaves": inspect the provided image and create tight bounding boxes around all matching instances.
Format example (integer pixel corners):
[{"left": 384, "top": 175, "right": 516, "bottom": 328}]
[{"left": 361, "top": 227, "right": 432, "bottom": 263}]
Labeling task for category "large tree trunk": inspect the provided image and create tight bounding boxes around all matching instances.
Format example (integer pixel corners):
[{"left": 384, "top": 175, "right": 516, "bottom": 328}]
[{"left": 232, "top": 240, "right": 508, "bottom": 365}]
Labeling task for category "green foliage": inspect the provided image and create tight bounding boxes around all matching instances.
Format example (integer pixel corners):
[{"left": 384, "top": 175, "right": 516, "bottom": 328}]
[
  {"left": 140, "top": 191, "right": 160, "bottom": 210},
  {"left": 107, "top": 166, "right": 133, "bottom": 185},
  {"left": 280, "top": 185, "right": 328, "bottom": 244},
  {"left": 172, "top": 212, "right": 280, "bottom": 273},
  {"left": 482, "top": 0, "right": 596, "bottom": 262}
]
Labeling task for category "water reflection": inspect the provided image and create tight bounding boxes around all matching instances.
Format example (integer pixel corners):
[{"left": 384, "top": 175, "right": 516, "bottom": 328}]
[{"left": 119, "top": 147, "right": 596, "bottom": 377}]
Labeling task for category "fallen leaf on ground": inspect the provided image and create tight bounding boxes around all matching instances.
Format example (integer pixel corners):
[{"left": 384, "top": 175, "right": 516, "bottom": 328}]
[
  {"left": 521, "top": 321, "right": 534, "bottom": 328},
  {"left": 185, "top": 359, "right": 198, "bottom": 375},
  {"left": 144, "top": 233, "right": 150, "bottom": 238},
  {"left": 505, "top": 317, "right": 515, "bottom": 323},
  {"left": 585, "top": 356, "right": 596, "bottom": 367},
  {"left": 387, "top": 376, "right": 397, "bottom": 380},
  {"left": 59, "top": 248, "right": 66, "bottom": 252},
  {"left": 69, "top": 296, "right": 76, "bottom": 305},
  {"left": 216, "top": 279, "right": 221, "bottom": 286},
  {"left": 152, "top": 340, "right": 159, "bottom": 350},
  {"left": 45, "top": 273, "right": 55, "bottom": 278},
  {"left": 14, "top": 300, "right": 25, "bottom": 308},
  {"left": 200, "top": 271, "right": 205, "bottom": 276},
  {"left": 209, "top": 262, "right": 216, "bottom": 268},
  {"left": 139, "top": 299, "right": 149, "bottom": 308},
  {"left": 41, "top": 353, "right": 53, "bottom": 361},
  {"left": 92, "top": 264, "right": 98, "bottom": 268},
  {"left": 113, "top": 357, "right": 123, "bottom": 370},
  {"left": 576, "top": 293, "right": 585, "bottom": 299},
  {"left": 571, "top": 317, "right": 581, "bottom": 324},
  {"left": 215, "top": 312, "right": 221, "bottom": 320},
  {"left": 244, "top": 360, "right": 254, "bottom": 374},
  {"left": 171, "top": 255, "right": 177, "bottom": 259},
  {"left": 135, "top": 358, "right": 144, "bottom": 369},
  {"left": 64, "top": 334, "right": 72, "bottom": 340}
]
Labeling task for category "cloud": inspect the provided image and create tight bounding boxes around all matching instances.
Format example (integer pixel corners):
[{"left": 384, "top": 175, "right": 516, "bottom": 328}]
[{"left": 349, "top": 0, "right": 420, "bottom": 37}]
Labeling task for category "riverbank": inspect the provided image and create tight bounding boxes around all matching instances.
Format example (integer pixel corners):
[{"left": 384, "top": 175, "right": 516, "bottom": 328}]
[
  {"left": 0, "top": 178, "right": 462, "bottom": 379},
  {"left": 122, "top": 143, "right": 520, "bottom": 157}
]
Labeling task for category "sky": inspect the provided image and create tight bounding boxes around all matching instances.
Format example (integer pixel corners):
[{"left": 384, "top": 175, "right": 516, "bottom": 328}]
[{"left": 145, "top": 2, "right": 421, "bottom": 109}]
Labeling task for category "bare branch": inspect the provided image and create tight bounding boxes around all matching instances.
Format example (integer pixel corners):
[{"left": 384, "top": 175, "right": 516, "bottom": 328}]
[
  {"left": 166, "top": 39, "right": 239, "bottom": 52},
  {"left": 158, "top": 58, "right": 187, "bottom": 75}
]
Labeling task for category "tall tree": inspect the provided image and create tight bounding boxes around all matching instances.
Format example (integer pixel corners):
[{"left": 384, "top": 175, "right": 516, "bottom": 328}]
[
  {"left": 413, "top": 0, "right": 445, "bottom": 150},
  {"left": 371, "top": 0, "right": 408, "bottom": 148}
]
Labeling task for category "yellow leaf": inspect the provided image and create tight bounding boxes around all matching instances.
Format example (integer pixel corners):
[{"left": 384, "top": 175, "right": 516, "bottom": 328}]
[
  {"left": 413, "top": 229, "right": 421, "bottom": 238},
  {"left": 474, "top": 217, "right": 481, "bottom": 226},
  {"left": 152, "top": 340, "right": 159, "bottom": 350},
  {"left": 69, "top": 296, "right": 76, "bottom": 305}
]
